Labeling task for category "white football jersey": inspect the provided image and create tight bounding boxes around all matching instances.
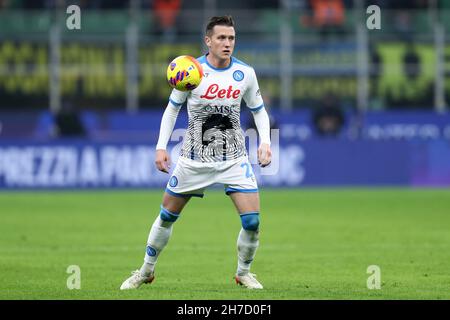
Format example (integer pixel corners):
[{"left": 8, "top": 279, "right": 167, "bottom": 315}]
[{"left": 169, "top": 54, "right": 264, "bottom": 162}]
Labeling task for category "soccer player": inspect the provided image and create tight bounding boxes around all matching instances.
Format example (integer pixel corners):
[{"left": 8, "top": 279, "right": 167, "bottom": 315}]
[{"left": 120, "top": 15, "right": 272, "bottom": 290}]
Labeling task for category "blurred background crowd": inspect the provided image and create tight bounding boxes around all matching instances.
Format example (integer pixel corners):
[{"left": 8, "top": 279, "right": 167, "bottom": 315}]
[{"left": 0, "top": 1, "right": 450, "bottom": 150}]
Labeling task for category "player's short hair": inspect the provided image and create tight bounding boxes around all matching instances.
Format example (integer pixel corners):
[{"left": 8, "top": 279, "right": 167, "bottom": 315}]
[{"left": 206, "top": 15, "right": 235, "bottom": 36}]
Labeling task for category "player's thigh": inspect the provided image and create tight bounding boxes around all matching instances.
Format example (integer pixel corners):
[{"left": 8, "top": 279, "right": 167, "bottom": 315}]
[
  {"left": 229, "top": 192, "right": 260, "bottom": 213},
  {"left": 162, "top": 192, "right": 191, "bottom": 213}
]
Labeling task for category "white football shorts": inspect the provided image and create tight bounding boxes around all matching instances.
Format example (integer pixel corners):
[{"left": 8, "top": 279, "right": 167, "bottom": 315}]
[{"left": 165, "top": 155, "right": 258, "bottom": 198}]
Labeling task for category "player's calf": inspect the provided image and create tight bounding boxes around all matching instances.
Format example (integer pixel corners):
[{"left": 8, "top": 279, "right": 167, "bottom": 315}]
[
  {"left": 120, "top": 205, "right": 181, "bottom": 290},
  {"left": 235, "top": 212, "right": 261, "bottom": 288}
]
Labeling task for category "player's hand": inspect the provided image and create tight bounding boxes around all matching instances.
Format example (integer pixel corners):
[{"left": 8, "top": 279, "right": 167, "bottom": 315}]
[
  {"left": 155, "top": 149, "right": 171, "bottom": 173},
  {"left": 257, "top": 143, "right": 272, "bottom": 168}
]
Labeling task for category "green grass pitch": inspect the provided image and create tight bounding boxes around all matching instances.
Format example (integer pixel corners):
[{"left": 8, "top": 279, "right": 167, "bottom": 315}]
[{"left": 1, "top": 188, "right": 449, "bottom": 300}]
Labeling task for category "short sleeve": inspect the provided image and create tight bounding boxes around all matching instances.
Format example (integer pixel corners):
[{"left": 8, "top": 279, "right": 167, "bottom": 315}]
[
  {"left": 168, "top": 88, "right": 189, "bottom": 108},
  {"left": 243, "top": 68, "right": 264, "bottom": 112}
]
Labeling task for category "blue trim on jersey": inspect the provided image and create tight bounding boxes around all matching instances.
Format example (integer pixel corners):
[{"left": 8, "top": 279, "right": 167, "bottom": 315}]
[
  {"left": 196, "top": 55, "right": 207, "bottom": 64},
  {"left": 249, "top": 103, "right": 264, "bottom": 112},
  {"left": 160, "top": 205, "right": 180, "bottom": 222},
  {"left": 232, "top": 57, "right": 251, "bottom": 68},
  {"left": 166, "top": 188, "right": 204, "bottom": 198},
  {"left": 225, "top": 187, "right": 259, "bottom": 195},
  {"left": 203, "top": 53, "right": 233, "bottom": 71},
  {"left": 200, "top": 55, "right": 251, "bottom": 71},
  {"left": 169, "top": 98, "right": 183, "bottom": 107}
]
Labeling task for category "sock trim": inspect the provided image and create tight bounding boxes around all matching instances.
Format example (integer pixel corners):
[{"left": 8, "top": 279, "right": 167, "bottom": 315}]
[
  {"left": 160, "top": 205, "right": 180, "bottom": 222},
  {"left": 239, "top": 211, "right": 259, "bottom": 216},
  {"left": 239, "top": 213, "right": 260, "bottom": 231}
]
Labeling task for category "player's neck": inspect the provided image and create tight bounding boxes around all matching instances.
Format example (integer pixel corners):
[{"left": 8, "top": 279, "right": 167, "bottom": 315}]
[{"left": 206, "top": 53, "right": 231, "bottom": 69}]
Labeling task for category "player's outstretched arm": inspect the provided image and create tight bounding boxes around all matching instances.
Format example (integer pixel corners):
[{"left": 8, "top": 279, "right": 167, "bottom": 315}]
[
  {"left": 155, "top": 103, "right": 181, "bottom": 173},
  {"left": 252, "top": 107, "right": 272, "bottom": 167}
]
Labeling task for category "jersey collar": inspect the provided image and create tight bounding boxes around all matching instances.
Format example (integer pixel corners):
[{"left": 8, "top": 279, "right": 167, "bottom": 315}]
[{"left": 204, "top": 53, "right": 234, "bottom": 71}]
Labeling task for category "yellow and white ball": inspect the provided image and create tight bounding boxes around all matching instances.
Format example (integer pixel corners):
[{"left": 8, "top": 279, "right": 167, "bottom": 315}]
[{"left": 167, "top": 55, "right": 203, "bottom": 91}]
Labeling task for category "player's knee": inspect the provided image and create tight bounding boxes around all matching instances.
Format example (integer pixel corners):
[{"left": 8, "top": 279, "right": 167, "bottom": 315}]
[
  {"left": 160, "top": 205, "right": 180, "bottom": 222},
  {"left": 240, "top": 212, "right": 260, "bottom": 231}
]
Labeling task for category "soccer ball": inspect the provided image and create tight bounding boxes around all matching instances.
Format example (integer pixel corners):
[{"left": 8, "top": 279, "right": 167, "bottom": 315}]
[{"left": 167, "top": 55, "right": 203, "bottom": 91}]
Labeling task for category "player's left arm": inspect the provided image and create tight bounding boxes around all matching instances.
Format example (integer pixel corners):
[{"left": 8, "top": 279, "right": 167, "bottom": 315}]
[
  {"left": 243, "top": 68, "right": 272, "bottom": 167},
  {"left": 253, "top": 108, "right": 271, "bottom": 167}
]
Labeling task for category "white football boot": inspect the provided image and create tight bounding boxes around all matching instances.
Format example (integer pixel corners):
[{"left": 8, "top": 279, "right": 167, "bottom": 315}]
[
  {"left": 120, "top": 270, "right": 154, "bottom": 290},
  {"left": 235, "top": 273, "right": 263, "bottom": 289}
]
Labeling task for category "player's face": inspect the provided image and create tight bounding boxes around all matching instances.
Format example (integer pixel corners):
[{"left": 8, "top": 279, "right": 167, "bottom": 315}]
[{"left": 205, "top": 25, "right": 235, "bottom": 62}]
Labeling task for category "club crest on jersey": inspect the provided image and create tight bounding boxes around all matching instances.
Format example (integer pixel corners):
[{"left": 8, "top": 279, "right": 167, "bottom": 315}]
[{"left": 233, "top": 70, "right": 244, "bottom": 82}]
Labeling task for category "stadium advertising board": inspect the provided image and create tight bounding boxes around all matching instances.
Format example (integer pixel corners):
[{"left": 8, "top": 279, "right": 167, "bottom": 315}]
[{"left": 0, "top": 139, "right": 449, "bottom": 189}]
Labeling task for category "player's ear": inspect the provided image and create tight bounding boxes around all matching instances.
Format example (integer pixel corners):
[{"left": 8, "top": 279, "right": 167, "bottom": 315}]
[{"left": 204, "top": 36, "right": 211, "bottom": 48}]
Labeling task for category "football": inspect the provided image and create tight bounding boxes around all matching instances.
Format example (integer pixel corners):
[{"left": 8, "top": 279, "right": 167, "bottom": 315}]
[{"left": 167, "top": 55, "right": 203, "bottom": 91}]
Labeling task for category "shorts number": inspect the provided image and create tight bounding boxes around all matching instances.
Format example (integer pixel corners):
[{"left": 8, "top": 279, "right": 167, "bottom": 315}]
[{"left": 240, "top": 163, "right": 253, "bottom": 178}]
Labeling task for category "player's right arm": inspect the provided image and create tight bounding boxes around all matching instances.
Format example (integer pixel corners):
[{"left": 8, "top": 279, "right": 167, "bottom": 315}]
[{"left": 155, "top": 90, "right": 187, "bottom": 173}]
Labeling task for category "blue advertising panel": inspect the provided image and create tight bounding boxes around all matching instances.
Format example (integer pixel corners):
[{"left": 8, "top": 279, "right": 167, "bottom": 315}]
[{"left": 1, "top": 139, "right": 449, "bottom": 189}]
